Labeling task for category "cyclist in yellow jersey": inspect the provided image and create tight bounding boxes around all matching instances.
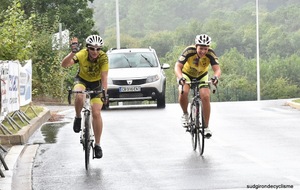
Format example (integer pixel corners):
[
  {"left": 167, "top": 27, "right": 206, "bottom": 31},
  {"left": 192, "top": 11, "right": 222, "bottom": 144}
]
[
  {"left": 61, "top": 35, "right": 108, "bottom": 158},
  {"left": 174, "top": 34, "right": 221, "bottom": 138}
]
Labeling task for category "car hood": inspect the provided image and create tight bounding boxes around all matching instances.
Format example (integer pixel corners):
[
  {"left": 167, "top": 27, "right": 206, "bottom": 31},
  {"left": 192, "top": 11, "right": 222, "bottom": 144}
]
[{"left": 108, "top": 67, "right": 161, "bottom": 80}]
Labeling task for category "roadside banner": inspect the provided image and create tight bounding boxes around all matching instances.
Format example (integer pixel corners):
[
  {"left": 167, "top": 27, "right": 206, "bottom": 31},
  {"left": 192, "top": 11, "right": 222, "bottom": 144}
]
[
  {"left": 19, "top": 60, "right": 32, "bottom": 106},
  {"left": 0, "top": 61, "right": 9, "bottom": 121},
  {"left": 0, "top": 60, "right": 20, "bottom": 122},
  {"left": 7, "top": 61, "right": 20, "bottom": 112}
]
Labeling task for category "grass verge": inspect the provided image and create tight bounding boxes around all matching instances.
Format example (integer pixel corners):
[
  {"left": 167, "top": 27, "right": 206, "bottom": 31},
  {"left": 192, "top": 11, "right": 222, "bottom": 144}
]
[
  {"left": 0, "top": 105, "right": 44, "bottom": 135},
  {"left": 292, "top": 99, "right": 300, "bottom": 103}
]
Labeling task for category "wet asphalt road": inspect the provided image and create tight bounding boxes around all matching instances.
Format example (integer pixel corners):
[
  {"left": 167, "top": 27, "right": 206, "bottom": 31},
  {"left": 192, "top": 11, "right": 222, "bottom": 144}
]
[{"left": 19, "top": 100, "right": 300, "bottom": 189}]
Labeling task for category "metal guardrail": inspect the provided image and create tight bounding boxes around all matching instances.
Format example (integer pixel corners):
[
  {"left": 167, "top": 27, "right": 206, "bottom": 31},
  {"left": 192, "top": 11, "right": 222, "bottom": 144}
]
[{"left": 0, "top": 145, "right": 9, "bottom": 178}]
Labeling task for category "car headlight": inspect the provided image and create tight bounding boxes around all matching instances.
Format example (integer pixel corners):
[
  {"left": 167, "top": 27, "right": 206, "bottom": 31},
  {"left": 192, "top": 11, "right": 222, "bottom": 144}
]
[
  {"left": 108, "top": 78, "right": 113, "bottom": 85},
  {"left": 146, "top": 75, "right": 160, "bottom": 83}
]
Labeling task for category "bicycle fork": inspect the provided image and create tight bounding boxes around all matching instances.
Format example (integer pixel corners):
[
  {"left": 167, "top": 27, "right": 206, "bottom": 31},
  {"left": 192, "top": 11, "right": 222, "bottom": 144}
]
[{"left": 80, "top": 111, "right": 95, "bottom": 151}]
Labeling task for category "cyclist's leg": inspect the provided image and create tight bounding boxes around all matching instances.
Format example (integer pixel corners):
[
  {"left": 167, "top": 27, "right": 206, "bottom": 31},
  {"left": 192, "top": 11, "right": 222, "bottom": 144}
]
[
  {"left": 73, "top": 77, "right": 86, "bottom": 118},
  {"left": 88, "top": 81, "right": 103, "bottom": 145},
  {"left": 178, "top": 73, "right": 191, "bottom": 113},
  {"left": 90, "top": 98, "right": 103, "bottom": 145},
  {"left": 73, "top": 78, "right": 85, "bottom": 132},
  {"left": 198, "top": 75, "right": 210, "bottom": 128},
  {"left": 91, "top": 98, "right": 103, "bottom": 158}
]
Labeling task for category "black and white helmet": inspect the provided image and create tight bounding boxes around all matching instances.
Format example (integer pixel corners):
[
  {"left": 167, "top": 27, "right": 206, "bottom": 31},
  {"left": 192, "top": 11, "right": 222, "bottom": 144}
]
[
  {"left": 195, "top": 34, "right": 211, "bottom": 46},
  {"left": 85, "top": 35, "right": 104, "bottom": 47}
]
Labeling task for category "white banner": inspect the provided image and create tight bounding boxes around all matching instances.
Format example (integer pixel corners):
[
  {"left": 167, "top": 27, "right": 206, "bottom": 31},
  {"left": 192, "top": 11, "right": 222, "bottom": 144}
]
[
  {"left": 19, "top": 60, "right": 32, "bottom": 106},
  {"left": 7, "top": 61, "right": 20, "bottom": 112},
  {"left": 0, "top": 60, "right": 20, "bottom": 122},
  {"left": 0, "top": 62, "right": 9, "bottom": 121}
]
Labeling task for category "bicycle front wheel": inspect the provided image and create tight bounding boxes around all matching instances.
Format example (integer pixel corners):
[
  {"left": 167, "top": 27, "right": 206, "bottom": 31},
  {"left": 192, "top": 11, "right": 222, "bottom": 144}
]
[
  {"left": 190, "top": 101, "right": 197, "bottom": 151},
  {"left": 197, "top": 101, "right": 205, "bottom": 156},
  {"left": 84, "top": 113, "right": 91, "bottom": 170}
]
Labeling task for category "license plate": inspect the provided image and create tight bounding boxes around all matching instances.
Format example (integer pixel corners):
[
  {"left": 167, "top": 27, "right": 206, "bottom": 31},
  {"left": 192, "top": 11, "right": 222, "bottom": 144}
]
[{"left": 119, "top": 86, "right": 141, "bottom": 92}]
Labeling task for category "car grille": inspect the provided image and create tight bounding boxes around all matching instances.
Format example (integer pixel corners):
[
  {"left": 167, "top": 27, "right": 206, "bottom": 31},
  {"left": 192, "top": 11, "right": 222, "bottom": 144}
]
[
  {"left": 119, "top": 93, "right": 144, "bottom": 98},
  {"left": 113, "top": 79, "right": 147, "bottom": 85}
]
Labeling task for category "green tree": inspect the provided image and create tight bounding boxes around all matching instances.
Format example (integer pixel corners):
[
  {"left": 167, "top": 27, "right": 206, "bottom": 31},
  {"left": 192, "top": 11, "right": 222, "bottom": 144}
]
[
  {"left": 20, "top": 0, "right": 96, "bottom": 40},
  {"left": 218, "top": 48, "right": 257, "bottom": 101},
  {"left": 261, "top": 77, "right": 298, "bottom": 99},
  {"left": 141, "top": 31, "right": 174, "bottom": 57},
  {"left": 162, "top": 45, "right": 186, "bottom": 103},
  {"left": 0, "top": 0, "right": 12, "bottom": 12},
  {"left": 0, "top": 0, "right": 34, "bottom": 62}
]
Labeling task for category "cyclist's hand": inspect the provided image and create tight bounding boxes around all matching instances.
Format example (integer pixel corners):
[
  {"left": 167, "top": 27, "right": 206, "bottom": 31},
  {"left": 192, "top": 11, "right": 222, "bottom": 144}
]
[
  {"left": 178, "top": 77, "right": 186, "bottom": 85},
  {"left": 211, "top": 76, "right": 219, "bottom": 85},
  {"left": 101, "top": 89, "right": 109, "bottom": 105},
  {"left": 70, "top": 37, "right": 80, "bottom": 53}
]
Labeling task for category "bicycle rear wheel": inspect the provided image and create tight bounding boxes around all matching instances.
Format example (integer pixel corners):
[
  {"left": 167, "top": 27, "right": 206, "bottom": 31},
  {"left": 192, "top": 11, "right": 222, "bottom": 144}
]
[
  {"left": 190, "top": 101, "right": 197, "bottom": 151},
  {"left": 197, "top": 101, "right": 205, "bottom": 155},
  {"left": 84, "top": 113, "right": 91, "bottom": 170}
]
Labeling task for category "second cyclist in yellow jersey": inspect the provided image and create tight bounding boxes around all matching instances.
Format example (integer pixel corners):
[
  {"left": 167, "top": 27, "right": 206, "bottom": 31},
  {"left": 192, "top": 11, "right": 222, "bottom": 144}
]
[
  {"left": 174, "top": 34, "right": 221, "bottom": 138},
  {"left": 179, "top": 45, "right": 219, "bottom": 79}
]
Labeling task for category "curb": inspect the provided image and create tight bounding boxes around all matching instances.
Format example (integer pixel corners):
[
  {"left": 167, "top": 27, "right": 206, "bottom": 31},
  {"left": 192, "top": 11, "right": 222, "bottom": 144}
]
[
  {"left": 0, "top": 108, "right": 51, "bottom": 145},
  {"left": 287, "top": 99, "right": 300, "bottom": 110},
  {"left": 0, "top": 108, "right": 50, "bottom": 189},
  {"left": 0, "top": 145, "right": 24, "bottom": 189}
]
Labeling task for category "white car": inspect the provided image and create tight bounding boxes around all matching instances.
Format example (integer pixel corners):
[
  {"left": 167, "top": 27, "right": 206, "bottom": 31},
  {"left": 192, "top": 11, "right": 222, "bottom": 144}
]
[{"left": 106, "top": 47, "right": 170, "bottom": 108}]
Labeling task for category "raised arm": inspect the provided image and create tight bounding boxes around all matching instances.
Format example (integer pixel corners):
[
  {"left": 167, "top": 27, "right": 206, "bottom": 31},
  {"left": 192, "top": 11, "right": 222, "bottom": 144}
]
[
  {"left": 61, "top": 52, "right": 75, "bottom": 68},
  {"left": 61, "top": 37, "right": 80, "bottom": 68}
]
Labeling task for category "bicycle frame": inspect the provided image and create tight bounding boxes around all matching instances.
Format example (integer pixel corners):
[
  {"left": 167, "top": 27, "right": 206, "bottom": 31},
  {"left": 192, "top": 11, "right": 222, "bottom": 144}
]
[
  {"left": 69, "top": 89, "right": 105, "bottom": 170},
  {"left": 182, "top": 79, "right": 215, "bottom": 155},
  {"left": 81, "top": 93, "right": 94, "bottom": 152}
]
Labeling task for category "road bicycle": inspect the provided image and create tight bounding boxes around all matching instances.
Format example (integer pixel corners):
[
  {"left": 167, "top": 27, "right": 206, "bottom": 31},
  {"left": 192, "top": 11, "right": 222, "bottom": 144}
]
[
  {"left": 68, "top": 88, "right": 106, "bottom": 170},
  {"left": 182, "top": 79, "right": 216, "bottom": 156}
]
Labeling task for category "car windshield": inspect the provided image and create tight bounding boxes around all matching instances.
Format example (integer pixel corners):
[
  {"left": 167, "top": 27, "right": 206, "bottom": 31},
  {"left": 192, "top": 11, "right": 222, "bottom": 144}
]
[{"left": 108, "top": 52, "right": 158, "bottom": 69}]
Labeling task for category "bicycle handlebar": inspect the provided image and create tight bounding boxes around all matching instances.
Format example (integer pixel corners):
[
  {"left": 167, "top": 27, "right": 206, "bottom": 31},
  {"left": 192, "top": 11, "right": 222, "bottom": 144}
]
[
  {"left": 67, "top": 89, "right": 107, "bottom": 105},
  {"left": 181, "top": 80, "right": 217, "bottom": 94},
  {"left": 184, "top": 80, "right": 212, "bottom": 85}
]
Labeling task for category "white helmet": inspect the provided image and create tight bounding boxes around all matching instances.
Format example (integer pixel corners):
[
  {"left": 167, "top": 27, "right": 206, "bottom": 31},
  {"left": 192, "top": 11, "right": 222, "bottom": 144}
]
[
  {"left": 195, "top": 34, "right": 211, "bottom": 46},
  {"left": 85, "top": 35, "right": 104, "bottom": 47}
]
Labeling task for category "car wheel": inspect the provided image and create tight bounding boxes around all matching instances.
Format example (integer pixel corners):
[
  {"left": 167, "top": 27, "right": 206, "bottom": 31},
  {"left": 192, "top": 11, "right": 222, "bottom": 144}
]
[{"left": 157, "top": 87, "right": 166, "bottom": 108}]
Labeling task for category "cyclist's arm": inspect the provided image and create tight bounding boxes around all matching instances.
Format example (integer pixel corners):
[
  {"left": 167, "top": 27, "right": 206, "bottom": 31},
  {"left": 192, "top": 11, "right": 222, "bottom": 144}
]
[
  {"left": 101, "top": 71, "right": 108, "bottom": 91},
  {"left": 61, "top": 52, "right": 76, "bottom": 68},
  {"left": 174, "top": 61, "right": 184, "bottom": 79},
  {"left": 211, "top": 64, "right": 221, "bottom": 79}
]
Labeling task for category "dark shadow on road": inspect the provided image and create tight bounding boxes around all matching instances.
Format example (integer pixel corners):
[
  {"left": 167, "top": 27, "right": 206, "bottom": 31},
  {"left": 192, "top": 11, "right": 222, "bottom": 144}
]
[{"left": 104, "top": 104, "right": 161, "bottom": 111}]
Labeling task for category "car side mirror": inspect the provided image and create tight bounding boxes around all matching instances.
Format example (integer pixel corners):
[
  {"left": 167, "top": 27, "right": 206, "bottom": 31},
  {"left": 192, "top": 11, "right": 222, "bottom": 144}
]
[{"left": 162, "top": 63, "right": 170, "bottom": 69}]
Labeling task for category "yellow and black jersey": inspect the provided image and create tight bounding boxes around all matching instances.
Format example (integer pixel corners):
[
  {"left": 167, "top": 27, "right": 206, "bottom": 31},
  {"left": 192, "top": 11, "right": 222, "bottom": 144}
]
[
  {"left": 178, "top": 45, "right": 219, "bottom": 79},
  {"left": 73, "top": 49, "right": 109, "bottom": 82}
]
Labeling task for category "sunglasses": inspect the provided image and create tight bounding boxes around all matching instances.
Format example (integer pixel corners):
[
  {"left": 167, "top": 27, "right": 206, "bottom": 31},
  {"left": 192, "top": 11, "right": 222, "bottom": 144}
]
[{"left": 88, "top": 47, "right": 101, "bottom": 51}]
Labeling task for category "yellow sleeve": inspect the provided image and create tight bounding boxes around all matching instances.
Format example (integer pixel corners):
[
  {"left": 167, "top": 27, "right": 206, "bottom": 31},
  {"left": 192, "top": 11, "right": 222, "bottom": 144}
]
[{"left": 99, "top": 51, "right": 109, "bottom": 72}]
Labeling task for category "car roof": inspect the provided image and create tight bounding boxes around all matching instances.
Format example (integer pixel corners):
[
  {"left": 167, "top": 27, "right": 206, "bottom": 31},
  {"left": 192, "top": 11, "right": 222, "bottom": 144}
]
[{"left": 107, "top": 47, "right": 156, "bottom": 54}]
